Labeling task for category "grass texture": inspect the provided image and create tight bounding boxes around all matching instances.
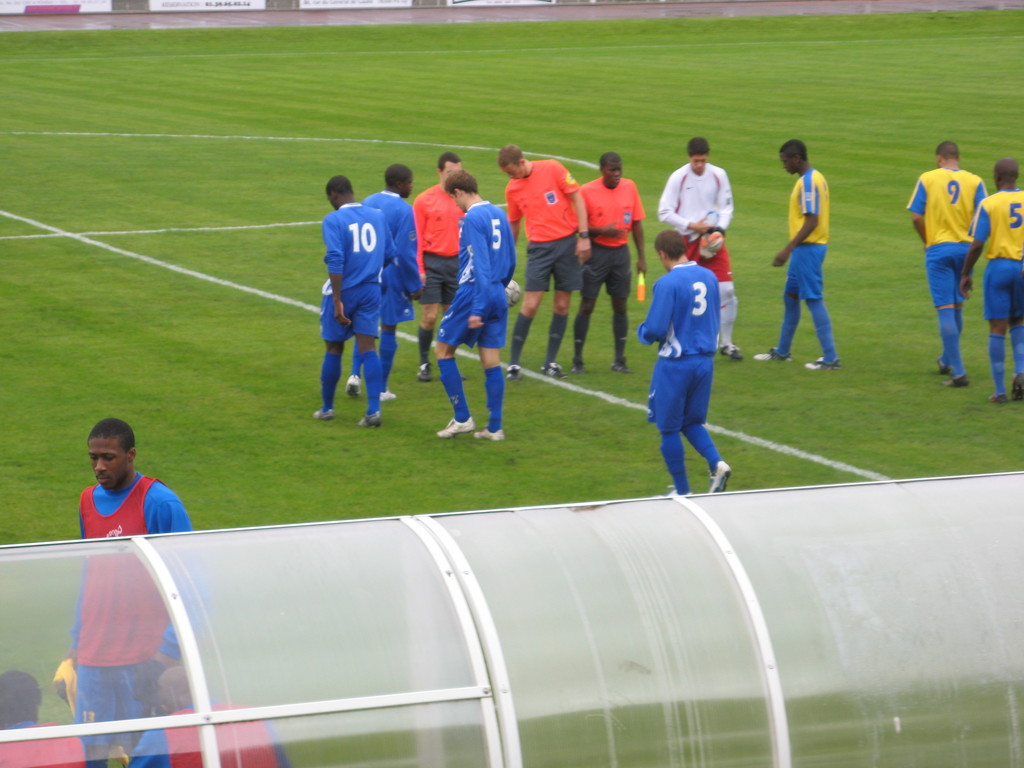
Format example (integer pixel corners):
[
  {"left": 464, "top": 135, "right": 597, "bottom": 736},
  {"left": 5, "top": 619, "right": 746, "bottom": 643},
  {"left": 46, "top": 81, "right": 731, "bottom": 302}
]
[{"left": 1, "top": 10, "right": 1022, "bottom": 544}]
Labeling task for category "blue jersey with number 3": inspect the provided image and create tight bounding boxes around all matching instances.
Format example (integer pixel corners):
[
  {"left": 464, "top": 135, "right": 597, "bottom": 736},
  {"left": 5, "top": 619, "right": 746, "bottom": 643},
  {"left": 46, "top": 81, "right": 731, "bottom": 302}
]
[{"left": 637, "top": 261, "right": 720, "bottom": 357}]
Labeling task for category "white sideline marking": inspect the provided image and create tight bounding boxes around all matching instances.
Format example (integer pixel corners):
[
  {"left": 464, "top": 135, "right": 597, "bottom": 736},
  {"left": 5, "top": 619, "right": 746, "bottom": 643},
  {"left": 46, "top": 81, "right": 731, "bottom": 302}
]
[
  {"left": 0, "top": 221, "right": 320, "bottom": 241},
  {"left": 0, "top": 36, "right": 1019, "bottom": 65},
  {"left": 0, "top": 207, "right": 888, "bottom": 483},
  {"left": 2, "top": 131, "right": 600, "bottom": 171}
]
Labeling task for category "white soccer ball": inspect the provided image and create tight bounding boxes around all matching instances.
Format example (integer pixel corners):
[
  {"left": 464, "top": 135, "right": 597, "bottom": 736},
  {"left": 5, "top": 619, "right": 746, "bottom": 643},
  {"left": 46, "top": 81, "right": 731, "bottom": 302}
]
[
  {"left": 505, "top": 279, "right": 522, "bottom": 307},
  {"left": 699, "top": 231, "right": 724, "bottom": 260}
]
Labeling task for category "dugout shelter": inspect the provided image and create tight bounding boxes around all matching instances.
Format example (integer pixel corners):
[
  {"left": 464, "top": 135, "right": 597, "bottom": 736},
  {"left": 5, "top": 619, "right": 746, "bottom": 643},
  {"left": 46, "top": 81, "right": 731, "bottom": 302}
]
[{"left": 1, "top": 472, "right": 1022, "bottom": 768}]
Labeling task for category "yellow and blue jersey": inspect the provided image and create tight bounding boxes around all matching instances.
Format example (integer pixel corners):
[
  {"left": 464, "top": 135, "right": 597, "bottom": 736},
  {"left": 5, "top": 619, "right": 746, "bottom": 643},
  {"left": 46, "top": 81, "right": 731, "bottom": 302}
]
[
  {"left": 970, "top": 189, "right": 1024, "bottom": 261},
  {"left": 907, "top": 168, "right": 986, "bottom": 246},
  {"left": 789, "top": 168, "right": 829, "bottom": 244}
]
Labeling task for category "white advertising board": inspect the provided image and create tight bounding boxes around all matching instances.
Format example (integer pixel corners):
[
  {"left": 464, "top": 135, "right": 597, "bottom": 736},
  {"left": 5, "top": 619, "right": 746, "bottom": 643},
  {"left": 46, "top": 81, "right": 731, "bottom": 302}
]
[
  {"left": 300, "top": 0, "right": 412, "bottom": 7},
  {"left": 0, "top": 0, "right": 110, "bottom": 13},
  {"left": 149, "top": 0, "right": 265, "bottom": 10}
]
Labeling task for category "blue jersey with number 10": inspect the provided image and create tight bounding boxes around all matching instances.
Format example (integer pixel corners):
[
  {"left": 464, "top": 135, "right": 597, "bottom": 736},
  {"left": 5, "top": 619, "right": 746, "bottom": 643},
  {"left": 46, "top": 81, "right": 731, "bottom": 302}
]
[
  {"left": 459, "top": 200, "right": 517, "bottom": 317},
  {"left": 637, "top": 261, "right": 720, "bottom": 357},
  {"left": 323, "top": 202, "right": 395, "bottom": 287}
]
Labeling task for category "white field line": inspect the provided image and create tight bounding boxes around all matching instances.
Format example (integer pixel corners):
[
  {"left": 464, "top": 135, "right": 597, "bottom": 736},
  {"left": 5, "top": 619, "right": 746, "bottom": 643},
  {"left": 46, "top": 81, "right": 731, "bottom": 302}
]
[
  {"left": 2, "top": 131, "right": 600, "bottom": 171},
  {"left": 1, "top": 208, "right": 888, "bottom": 482},
  {"left": 0, "top": 132, "right": 887, "bottom": 483},
  {"left": 1, "top": 36, "right": 1020, "bottom": 65},
  {"left": 0, "top": 220, "right": 320, "bottom": 241}
]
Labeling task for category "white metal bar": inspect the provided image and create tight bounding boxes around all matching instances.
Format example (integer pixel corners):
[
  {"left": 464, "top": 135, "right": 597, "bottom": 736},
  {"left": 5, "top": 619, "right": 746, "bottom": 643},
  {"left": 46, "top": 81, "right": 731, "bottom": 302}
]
[
  {"left": 673, "top": 496, "right": 792, "bottom": 768},
  {"left": 0, "top": 687, "right": 491, "bottom": 744},
  {"left": 133, "top": 537, "right": 221, "bottom": 768},
  {"left": 413, "top": 516, "right": 523, "bottom": 768},
  {"left": 400, "top": 517, "right": 505, "bottom": 768}
]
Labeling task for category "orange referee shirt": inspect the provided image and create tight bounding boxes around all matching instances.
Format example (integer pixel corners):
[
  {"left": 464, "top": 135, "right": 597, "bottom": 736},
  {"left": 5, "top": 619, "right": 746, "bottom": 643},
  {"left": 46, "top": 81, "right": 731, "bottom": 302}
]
[
  {"left": 413, "top": 183, "right": 462, "bottom": 273},
  {"left": 504, "top": 159, "right": 580, "bottom": 243},
  {"left": 580, "top": 177, "right": 645, "bottom": 248}
]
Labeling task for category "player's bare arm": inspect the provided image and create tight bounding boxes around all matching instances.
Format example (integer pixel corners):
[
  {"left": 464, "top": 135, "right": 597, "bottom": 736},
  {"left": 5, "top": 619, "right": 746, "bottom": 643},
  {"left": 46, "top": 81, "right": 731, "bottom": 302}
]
[
  {"left": 960, "top": 239, "right": 985, "bottom": 298},
  {"left": 330, "top": 273, "right": 350, "bottom": 325},
  {"left": 774, "top": 213, "right": 818, "bottom": 267},
  {"left": 570, "top": 189, "right": 592, "bottom": 262},
  {"left": 910, "top": 211, "right": 928, "bottom": 245},
  {"left": 633, "top": 220, "right": 647, "bottom": 274}
]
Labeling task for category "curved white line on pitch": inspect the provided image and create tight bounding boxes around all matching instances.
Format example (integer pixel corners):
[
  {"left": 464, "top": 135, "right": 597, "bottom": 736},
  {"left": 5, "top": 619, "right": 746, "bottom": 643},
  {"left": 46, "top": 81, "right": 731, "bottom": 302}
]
[
  {"left": 3, "top": 131, "right": 600, "bottom": 170},
  {"left": 0, "top": 206, "right": 889, "bottom": 483}
]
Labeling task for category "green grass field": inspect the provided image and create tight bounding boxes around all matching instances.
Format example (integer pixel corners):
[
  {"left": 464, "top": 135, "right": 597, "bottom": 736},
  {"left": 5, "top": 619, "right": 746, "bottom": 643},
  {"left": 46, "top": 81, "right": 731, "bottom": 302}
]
[{"left": 1, "top": 9, "right": 1022, "bottom": 545}]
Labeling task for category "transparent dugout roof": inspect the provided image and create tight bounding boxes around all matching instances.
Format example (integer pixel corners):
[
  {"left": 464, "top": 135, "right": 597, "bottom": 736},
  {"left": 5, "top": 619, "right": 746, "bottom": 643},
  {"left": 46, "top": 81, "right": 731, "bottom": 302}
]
[{"left": 2, "top": 472, "right": 1023, "bottom": 768}]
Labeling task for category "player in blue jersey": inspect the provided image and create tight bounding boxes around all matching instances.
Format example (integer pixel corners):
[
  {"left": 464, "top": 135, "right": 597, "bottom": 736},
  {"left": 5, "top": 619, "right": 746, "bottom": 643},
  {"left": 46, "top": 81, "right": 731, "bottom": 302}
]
[
  {"left": 316, "top": 175, "right": 396, "bottom": 427},
  {"left": 433, "top": 171, "right": 517, "bottom": 440},
  {"left": 960, "top": 158, "right": 1024, "bottom": 404},
  {"left": 638, "top": 230, "right": 731, "bottom": 495},
  {"left": 345, "top": 165, "right": 424, "bottom": 401},
  {"left": 755, "top": 139, "right": 840, "bottom": 370},
  {"left": 907, "top": 141, "right": 987, "bottom": 387}
]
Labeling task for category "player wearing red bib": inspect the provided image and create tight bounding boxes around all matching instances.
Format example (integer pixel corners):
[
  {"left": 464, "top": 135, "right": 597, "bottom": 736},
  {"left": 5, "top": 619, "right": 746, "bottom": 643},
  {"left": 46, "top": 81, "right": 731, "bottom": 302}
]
[{"left": 71, "top": 418, "right": 191, "bottom": 768}]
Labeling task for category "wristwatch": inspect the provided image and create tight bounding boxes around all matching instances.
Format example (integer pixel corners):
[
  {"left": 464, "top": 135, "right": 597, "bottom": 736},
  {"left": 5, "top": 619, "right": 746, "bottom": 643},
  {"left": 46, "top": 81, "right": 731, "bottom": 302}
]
[{"left": 578, "top": 231, "right": 590, "bottom": 239}]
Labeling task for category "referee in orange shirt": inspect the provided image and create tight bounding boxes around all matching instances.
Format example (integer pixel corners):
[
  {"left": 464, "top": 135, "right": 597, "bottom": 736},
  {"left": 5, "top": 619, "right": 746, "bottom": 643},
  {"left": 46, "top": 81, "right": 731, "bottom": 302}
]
[
  {"left": 413, "top": 152, "right": 464, "bottom": 382},
  {"left": 573, "top": 152, "right": 646, "bottom": 374},
  {"left": 499, "top": 144, "right": 591, "bottom": 380}
]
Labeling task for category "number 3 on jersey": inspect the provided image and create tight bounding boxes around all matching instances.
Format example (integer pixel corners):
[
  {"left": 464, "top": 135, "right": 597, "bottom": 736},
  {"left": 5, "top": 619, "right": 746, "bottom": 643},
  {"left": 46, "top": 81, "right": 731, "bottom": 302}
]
[{"left": 692, "top": 281, "right": 708, "bottom": 316}]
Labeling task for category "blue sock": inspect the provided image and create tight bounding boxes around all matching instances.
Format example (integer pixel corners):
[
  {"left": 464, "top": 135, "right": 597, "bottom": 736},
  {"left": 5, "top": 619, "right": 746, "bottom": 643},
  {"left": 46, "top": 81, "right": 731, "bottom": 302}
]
[
  {"left": 955, "top": 307, "right": 964, "bottom": 334},
  {"left": 682, "top": 423, "right": 723, "bottom": 474},
  {"left": 362, "top": 350, "right": 382, "bottom": 414},
  {"left": 320, "top": 352, "right": 341, "bottom": 411},
  {"left": 484, "top": 365, "right": 504, "bottom": 432},
  {"left": 1010, "top": 325, "right": 1024, "bottom": 375},
  {"left": 989, "top": 334, "right": 1006, "bottom": 395},
  {"left": 937, "top": 307, "right": 965, "bottom": 376},
  {"left": 380, "top": 330, "right": 397, "bottom": 391},
  {"left": 659, "top": 431, "right": 689, "bottom": 495},
  {"left": 350, "top": 349, "right": 363, "bottom": 378},
  {"left": 777, "top": 292, "right": 800, "bottom": 355},
  {"left": 438, "top": 358, "right": 471, "bottom": 422},
  {"left": 806, "top": 298, "right": 837, "bottom": 362}
]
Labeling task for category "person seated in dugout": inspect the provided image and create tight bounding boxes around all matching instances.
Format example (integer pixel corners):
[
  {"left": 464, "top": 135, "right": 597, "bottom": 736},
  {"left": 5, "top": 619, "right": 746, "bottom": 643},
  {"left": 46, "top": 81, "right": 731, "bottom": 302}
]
[
  {"left": 132, "top": 667, "right": 293, "bottom": 768},
  {"left": 0, "top": 669, "right": 87, "bottom": 768}
]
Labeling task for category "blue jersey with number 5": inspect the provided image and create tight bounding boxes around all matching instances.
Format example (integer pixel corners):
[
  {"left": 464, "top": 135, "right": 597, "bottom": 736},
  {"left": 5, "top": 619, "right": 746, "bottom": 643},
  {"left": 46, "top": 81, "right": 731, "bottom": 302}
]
[
  {"left": 637, "top": 261, "right": 720, "bottom": 357},
  {"left": 459, "top": 200, "right": 517, "bottom": 317},
  {"left": 323, "top": 202, "right": 395, "bottom": 287}
]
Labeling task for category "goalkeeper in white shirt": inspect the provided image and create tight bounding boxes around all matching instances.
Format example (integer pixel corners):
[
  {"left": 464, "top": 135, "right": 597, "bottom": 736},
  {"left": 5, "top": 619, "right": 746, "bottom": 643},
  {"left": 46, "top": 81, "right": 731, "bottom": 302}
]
[{"left": 658, "top": 136, "right": 742, "bottom": 360}]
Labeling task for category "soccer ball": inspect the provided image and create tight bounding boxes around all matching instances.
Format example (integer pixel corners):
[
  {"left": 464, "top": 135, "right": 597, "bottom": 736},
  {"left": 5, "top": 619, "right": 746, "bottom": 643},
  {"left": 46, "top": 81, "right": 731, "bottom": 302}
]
[
  {"left": 505, "top": 279, "right": 522, "bottom": 307},
  {"left": 699, "top": 231, "right": 724, "bottom": 260}
]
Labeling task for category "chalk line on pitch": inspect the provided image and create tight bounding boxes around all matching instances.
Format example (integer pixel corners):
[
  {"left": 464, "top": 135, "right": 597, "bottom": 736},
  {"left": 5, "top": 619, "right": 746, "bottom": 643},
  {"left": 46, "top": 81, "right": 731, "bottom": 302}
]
[{"left": 0, "top": 205, "right": 889, "bottom": 482}]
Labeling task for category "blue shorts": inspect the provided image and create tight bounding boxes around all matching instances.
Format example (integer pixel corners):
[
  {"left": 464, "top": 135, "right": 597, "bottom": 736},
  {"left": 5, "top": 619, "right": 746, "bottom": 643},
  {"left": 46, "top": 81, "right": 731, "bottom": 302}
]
[
  {"left": 925, "top": 242, "right": 969, "bottom": 307},
  {"left": 320, "top": 282, "right": 381, "bottom": 342},
  {"left": 646, "top": 354, "right": 714, "bottom": 432},
  {"left": 76, "top": 664, "right": 147, "bottom": 747},
  {"left": 784, "top": 243, "right": 827, "bottom": 300},
  {"left": 982, "top": 258, "right": 1024, "bottom": 320},
  {"left": 436, "top": 281, "right": 508, "bottom": 349},
  {"left": 380, "top": 265, "right": 416, "bottom": 326}
]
